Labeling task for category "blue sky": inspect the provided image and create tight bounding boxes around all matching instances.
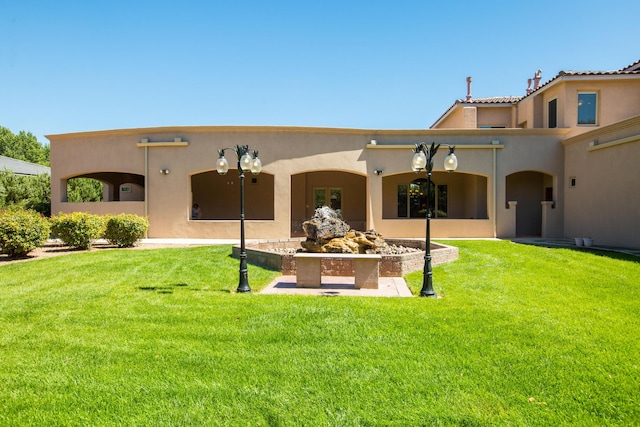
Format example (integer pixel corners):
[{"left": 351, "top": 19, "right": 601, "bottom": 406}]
[{"left": 1, "top": 0, "right": 638, "bottom": 144}]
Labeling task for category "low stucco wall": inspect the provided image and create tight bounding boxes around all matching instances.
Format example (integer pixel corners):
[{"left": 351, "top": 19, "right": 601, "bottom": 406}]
[
  {"left": 376, "top": 219, "right": 494, "bottom": 238},
  {"left": 55, "top": 201, "right": 145, "bottom": 217}
]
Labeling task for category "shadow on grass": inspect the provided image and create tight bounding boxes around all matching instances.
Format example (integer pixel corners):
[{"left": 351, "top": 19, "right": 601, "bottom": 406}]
[
  {"left": 138, "top": 283, "right": 191, "bottom": 294},
  {"left": 512, "top": 241, "right": 640, "bottom": 263},
  {"left": 138, "top": 284, "right": 232, "bottom": 294},
  {"left": 570, "top": 249, "right": 639, "bottom": 263}
]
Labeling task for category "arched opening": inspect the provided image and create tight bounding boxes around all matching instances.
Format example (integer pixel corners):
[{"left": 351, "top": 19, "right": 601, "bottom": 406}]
[
  {"left": 291, "top": 171, "right": 367, "bottom": 236},
  {"left": 382, "top": 172, "right": 488, "bottom": 219},
  {"left": 506, "top": 171, "right": 554, "bottom": 237},
  {"left": 190, "top": 170, "right": 275, "bottom": 220},
  {"left": 62, "top": 172, "right": 145, "bottom": 202}
]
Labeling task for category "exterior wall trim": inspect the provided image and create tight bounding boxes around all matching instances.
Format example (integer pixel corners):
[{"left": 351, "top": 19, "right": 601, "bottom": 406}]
[
  {"left": 137, "top": 141, "right": 189, "bottom": 147},
  {"left": 366, "top": 143, "right": 504, "bottom": 150},
  {"left": 46, "top": 126, "right": 571, "bottom": 141},
  {"left": 562, "top": 114, "right": 640, "bottom": 146},
  {"left": 587, "top": 134, "right": 640, "bottom": 152}
]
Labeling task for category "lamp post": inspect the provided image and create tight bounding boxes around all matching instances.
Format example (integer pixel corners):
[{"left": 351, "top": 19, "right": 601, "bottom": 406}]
[
  {"left": 216, "top": 145, "right": 262, "bottom": 293},
  {"left": 411, "top": 142, "right": 458, "bottom": 297}
]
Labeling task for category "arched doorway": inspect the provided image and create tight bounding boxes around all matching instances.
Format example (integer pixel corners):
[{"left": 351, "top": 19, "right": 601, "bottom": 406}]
[{"left": 506, "top": 171, "right": 554, "bottom": 237}]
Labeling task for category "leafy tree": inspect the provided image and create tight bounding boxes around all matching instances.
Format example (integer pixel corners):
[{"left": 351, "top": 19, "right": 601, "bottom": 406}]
[
  {"left": 0, "top": 126, "right": 49, "bottom": 166},
  {"left": 26, "top": 173, "right": 51, "bottom": 215},
  {"left": 67, "top": 178, "right": 103, "bottom": 202},
  {"left": 0, "top": 126, "right": 51, "bottom": 215},
  {"left": 0, "top": 170, "right": 51, "bottom": 216}
]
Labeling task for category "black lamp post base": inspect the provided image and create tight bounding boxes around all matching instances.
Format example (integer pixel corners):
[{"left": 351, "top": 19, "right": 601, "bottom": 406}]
[
  {"left": 236, "top": 285, "right": 251, "bottom": 293},
  {"left": 420, "top": 289, "right": 437, "bottom": 298},
  {"left": 237, "top": 256, "right": 251, "bottom": 293}
]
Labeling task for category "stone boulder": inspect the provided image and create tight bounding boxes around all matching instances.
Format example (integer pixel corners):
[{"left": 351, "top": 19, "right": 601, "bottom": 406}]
[
  {"left": 300, "top": 207, "right": 394, "bottom": 254},
  {"left": 302, "top": 206, "right": 350, "bottom": 241},
  {"left": 300, "top": 238, "right": 327, "bottom": 253},
  {"left": 323, "top": 237, "right": 361, "bottom": 253}
]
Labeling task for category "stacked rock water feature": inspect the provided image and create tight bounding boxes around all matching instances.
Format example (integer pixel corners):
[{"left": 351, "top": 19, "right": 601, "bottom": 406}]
[{"left": 300, "top": 206, "right": 416, "bottom": 254}]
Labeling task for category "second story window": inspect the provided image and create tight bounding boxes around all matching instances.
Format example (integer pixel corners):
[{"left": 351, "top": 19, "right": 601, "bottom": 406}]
[
  {"left": 578, "top": 92, "right": 597, "bottom": 125},
  {"left": 548, "top": 98, "right": 557, "bottom": 128}
]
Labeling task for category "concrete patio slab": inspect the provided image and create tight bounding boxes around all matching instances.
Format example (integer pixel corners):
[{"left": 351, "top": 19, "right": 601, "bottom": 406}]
[{"left": 260, "top": 275, "right": 413, "bottom": 297}]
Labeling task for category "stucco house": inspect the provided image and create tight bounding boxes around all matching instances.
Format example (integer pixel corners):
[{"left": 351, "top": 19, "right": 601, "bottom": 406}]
[{"left": 47, "top": 59, "right": 640, "bottom": 249}]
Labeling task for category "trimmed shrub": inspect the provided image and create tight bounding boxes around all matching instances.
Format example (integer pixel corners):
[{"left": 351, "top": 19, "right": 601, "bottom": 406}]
[
  {"left": 50, "top": 212, "right": 105, "bottom": 249},
  {"left": 104, "top": 214, "right": 148, "bottom": 248},
  {"left": 0, "top": 209, "right": 50, "bottom": 258}
]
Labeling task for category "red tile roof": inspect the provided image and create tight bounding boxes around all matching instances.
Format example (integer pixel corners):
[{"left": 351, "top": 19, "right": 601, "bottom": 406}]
[
  {"left": 529, "top": 59, "right": 640, "bottom": 95},
  {"left": 456, "top": 96, "right": 522, "bottom": 104}
]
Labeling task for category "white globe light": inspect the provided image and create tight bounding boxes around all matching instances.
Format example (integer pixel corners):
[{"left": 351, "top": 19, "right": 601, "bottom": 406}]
[
  {"left": 251, "top": 157, "right": 262, "bottom": 174},
  {"left": 240, "top": 153, "right": 252, "bottom": 171},
  {"left": 444, "top": 147, "right": 458, "bottom": 172},
  {"left": 217, "top": 156, "right": 229, "bottom": 175},
  {"left": 444, "top": 151, "right": 458, "bottom": 172},
  {"left": 411, "top": 151, "right": 427, "bottom": 172}
]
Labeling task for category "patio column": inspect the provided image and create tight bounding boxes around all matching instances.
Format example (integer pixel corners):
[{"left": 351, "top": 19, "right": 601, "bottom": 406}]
[
  {"left": 505, "top": 201, "right": 518, "bottom": 238},
  {"left": 541, "top": 201, "right": 554, "bottom": 238}
]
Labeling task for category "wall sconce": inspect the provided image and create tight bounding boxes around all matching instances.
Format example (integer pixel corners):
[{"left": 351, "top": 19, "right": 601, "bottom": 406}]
[
  {"left": 374, "top": 169, "right": 384, "bottom": 175},
  {"left": 160, "top": 169, "right": 170, "bottom": 175}
]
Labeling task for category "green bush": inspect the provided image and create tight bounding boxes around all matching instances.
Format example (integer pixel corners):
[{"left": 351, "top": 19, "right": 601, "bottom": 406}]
[
  {"left": 50, "top": 212, "right": 105, "bottom": 249},
  {"left": 104, "top": 214, "right": 148, "bottom": 247},
  {"left": 0, "top": 209, "right": 50, "bottom": 258}
]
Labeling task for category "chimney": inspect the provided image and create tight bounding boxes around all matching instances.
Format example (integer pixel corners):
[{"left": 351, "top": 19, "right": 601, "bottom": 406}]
[
  {"left": 533, "top": 70, "right": 542, "bottom": 90},
  {"left": 526, "top": 78, "right": 533, "bottom": 95},
  {"left": 466, "top": 76, "right": 472, "bottom": 101}
]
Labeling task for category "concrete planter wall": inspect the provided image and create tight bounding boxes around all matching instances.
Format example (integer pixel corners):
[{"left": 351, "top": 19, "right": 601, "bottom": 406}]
[{"left": 232, "top": 239, "right": 459, "bottom": 277}]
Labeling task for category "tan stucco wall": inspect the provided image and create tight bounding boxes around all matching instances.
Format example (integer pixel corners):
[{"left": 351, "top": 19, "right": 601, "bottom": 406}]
[
  {"left": 477, "top": 106, "right": 514, "bottom": 128},
  {"left": 48, "top": 126, "right": 569, "bottom": 241},
  {"left": 58, "top": 201, "right": 146, "bottom": 217},
  {"left": 517, "top": 77, "right": 640, "bottom": 138},
  {"left": 562, "top": 79, "right": 640, "bottom": 134},
  {"left": 437, "top": 105, "right": 514, "bottom": 129},
  {"left": 436, "top": 108, "right": 465, "bottom": 128},
  {"left": 563, "top": 116, "right": 640, "bottom": 248}
]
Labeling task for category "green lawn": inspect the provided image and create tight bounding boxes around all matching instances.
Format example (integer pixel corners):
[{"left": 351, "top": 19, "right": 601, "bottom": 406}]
[{"left": 1, "top": 241, "right": 638, "bottom": 426}]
